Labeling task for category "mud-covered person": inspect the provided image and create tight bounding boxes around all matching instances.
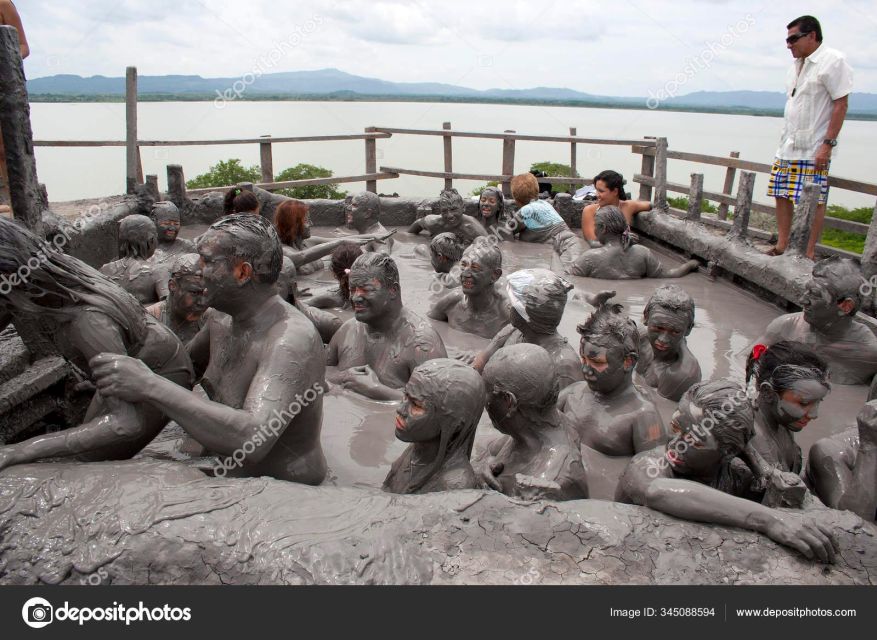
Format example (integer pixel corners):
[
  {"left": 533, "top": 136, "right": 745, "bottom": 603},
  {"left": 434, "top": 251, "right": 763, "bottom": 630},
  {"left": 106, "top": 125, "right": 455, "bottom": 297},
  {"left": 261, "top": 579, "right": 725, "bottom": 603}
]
[
  {"left": 327, "top": 252, "right": 447, "bottom": 401},
  {"left": 91, "top": 215, "right": 328, "bottom": 485},
  {"left": 407, "top": 188, "right": 488, "bottom": 246}
]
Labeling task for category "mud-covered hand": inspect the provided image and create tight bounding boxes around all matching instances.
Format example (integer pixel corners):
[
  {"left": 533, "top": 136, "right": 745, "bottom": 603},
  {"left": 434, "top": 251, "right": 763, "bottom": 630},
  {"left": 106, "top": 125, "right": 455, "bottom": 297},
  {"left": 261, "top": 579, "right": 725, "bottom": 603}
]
[
  {"left": 338, "top": 365, "right": 383, "bottom": 394},
  {"left": 90, "top": 353, "right": 157, "bottom": 403},
  {"left": 762, "top": 512, "right": 838, "bottom": 563},
  {"left": 478, "top": 459, "right": 504, "bottom": 492}
]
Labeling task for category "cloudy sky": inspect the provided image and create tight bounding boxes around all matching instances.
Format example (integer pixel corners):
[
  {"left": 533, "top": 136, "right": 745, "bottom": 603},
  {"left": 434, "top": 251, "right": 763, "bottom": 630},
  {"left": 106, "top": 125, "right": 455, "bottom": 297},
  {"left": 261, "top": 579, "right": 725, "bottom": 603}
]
[{"left": 14, "top": 0, "right": 877, "bottom": 96}]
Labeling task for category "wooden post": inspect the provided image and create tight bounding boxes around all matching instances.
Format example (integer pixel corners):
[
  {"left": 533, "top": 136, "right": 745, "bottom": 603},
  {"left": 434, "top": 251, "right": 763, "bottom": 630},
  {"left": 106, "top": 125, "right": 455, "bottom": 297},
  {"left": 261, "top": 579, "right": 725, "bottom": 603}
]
[
  {"left": 442, "top": 122, "right": 453, "bottom": 190},
  {"left": 686, "top": 173, "right": 704, "bottom": 221},
  {"left": 259, "top": 135, "right": 274, "bottom": 184},
  {"left": 729, "top": 171, "right": 755, "bottom": 239},
  {"left": 787, "top": 183, "right": 820, "bottom": 256},
  {"left": 639, "top": 136, "right": 656, "bottom": 201},
  {"left": 654, "top": 137, "right": 668, "bottom": 211},
  {"left": 0, "top": 27, "right": 43, "bottom": 231},
  {"left": 166, "top": 164, "right": 188, "bottom": 209},
  {"left": 861, "top": 198, "right": 877, "bottom": 273},
  {"left": 145, "top": 174, "right": 159, "bottom": 201},
  {"left": 569, "top": 127, "right": 577, "bottom": 189},
  {"left": 126, "top": 66, "right": 139, "bottom": 194},
  {"left": 717, "top": 151, "right": 740, "bottom": 220},
  {"left": 365, "top": 126, "right": 377, "bottom": 193},
  {"left": 501, "top": 130, "right": 516, "bottom": 198}
]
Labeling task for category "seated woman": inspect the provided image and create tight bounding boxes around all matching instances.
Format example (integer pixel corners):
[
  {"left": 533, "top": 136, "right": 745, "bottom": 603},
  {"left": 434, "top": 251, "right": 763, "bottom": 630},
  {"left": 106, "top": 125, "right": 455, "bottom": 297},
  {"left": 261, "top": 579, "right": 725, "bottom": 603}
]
[
  {"left": 616, "top": 379, "right": 838, "bottom": 563},
  {"left": 478, "top": 344, "right": 589, "bottom": 501},
  {"left": 407, "top": 188, "right": 488, "bottom": 245},
  {"left": 807, "top": 400, "right": 877, "bottom": 522},
  {"left": 510, "top": 173, "right": 583, "bottom": 267},
  {"left": 428, "top": 238, "right": 509, "bottom": 339},
  {"left": 99, "top": 214, "right": 164, "bottom": 305},
  {"left": 581, "top": 170, "right": 652, "bottom": 246},
  {"left": 470, "top": 268, "right": 584, "bottom": 389},
  {"left": 478, "top": 186, "right": 513, "bottom": 238},
  {"left": 273, "top": 199, "right": 379, "bottom": 275},
  {"left": 567, "top": 206, "right": 699, "bottom": 279},
  {"left": 224, "top": 187, "right": 261, "bottom": 215},
  {"left": 558, "top": 302, "right": 666, "bottom": 456},
  {"left": 0, "top": 217, "right": 193, "bottom": 472},
  {"left": 306, "top": 243, "right": 362, "bottom": 310},
  {"left": 383, "top": 358, "right": 484, "bottom": 494},
  {"left": 637, "top": 284, "right": 702, "bottom": 401}
]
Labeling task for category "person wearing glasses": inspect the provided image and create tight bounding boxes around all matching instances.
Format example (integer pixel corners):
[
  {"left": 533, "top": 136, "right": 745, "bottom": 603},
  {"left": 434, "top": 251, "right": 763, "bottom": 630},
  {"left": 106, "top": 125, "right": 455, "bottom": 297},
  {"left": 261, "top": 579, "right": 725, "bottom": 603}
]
[{"left": 766, "top": 15, "right": 852, "bottom": 259}]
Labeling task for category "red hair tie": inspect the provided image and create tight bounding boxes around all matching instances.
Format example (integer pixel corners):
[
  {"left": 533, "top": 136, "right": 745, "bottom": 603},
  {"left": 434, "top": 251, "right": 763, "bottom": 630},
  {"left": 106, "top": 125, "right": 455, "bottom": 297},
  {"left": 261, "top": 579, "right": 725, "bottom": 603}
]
[{"left": 752, "top": 344, "right": 767, "bottom": 360}]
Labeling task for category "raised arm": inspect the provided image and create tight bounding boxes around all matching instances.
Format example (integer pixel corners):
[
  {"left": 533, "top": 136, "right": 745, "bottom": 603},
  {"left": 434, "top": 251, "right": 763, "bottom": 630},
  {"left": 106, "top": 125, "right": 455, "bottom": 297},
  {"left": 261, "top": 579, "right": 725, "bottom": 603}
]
[
  {"left": 407, "top": 219, "right": 426, "bottom": 235},
  {"left": 427, "top": 290, "right": 459, "bottom": 321}
]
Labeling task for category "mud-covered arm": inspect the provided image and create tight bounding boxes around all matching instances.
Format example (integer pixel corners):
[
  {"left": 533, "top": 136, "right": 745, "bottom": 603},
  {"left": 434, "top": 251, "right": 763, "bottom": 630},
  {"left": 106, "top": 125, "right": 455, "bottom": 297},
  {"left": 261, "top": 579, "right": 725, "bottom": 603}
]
[
  {"left": 632, "top": 406, "right": 667, "bottom": 453},
  {"left": 838, "top": 402, "right": 877, "bottom": 519},
  {"left": 427, "top": 290, "right": 458, "bottom": 321},
  {"left": 471, "top": 323, "right": 515, "bottom": 372},
  {"left": 407, "top": 219, "right": 426, "bottom": 235}
]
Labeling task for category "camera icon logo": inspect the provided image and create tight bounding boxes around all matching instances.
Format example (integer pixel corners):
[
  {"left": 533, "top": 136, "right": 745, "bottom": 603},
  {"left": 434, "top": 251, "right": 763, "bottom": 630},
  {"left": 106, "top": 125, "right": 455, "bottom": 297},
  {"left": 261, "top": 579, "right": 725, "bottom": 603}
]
[{"left": 22, "top": 597, "right": 53, "bottom": 629}]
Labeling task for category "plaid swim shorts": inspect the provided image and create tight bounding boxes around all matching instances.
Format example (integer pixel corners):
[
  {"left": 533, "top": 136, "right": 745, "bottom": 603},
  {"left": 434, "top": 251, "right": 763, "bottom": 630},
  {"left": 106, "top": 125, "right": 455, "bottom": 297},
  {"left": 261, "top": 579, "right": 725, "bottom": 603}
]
[{"left": 767, "top": 159, "right": 830, "bottom": 204}]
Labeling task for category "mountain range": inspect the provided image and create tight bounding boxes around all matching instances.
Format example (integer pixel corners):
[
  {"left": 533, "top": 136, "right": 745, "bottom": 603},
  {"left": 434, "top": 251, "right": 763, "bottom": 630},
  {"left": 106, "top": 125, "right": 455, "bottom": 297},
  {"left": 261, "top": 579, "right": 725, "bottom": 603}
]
[{"left": 25, "top": 68, "right": 877, "bottom": 117}]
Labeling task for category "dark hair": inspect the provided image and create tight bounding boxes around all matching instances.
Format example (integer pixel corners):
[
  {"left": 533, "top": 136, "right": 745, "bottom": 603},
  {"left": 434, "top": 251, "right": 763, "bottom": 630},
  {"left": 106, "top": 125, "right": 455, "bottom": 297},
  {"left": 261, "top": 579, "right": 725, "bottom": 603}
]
[
  {"left": 0, "top": 217, "right": 147, "bottom": 346},
  {"left": 152, "top": 201, "right": 180, "bottom": 221},
  {"left": 644, "top": 284, "right": 695, "bottom": 332},
  {"left": 812, "top": 256, "right": 865, "bottom": 314},
  {"left": 331, "top": 242, "right": 363, "bottom": 301},
  {"left": 170, "top": 253, "right": 201, "bottom": 279},
  {"left": 118, "top": 214, "right": 157, "bottom": 259},
  {"left": 745, "top": 340, "right": 830, "bottom": 392},
  {"left": 787, "top": 15, "right": 822, "bottom": 42},
  {"left": 205, "top": 214, "right": 283, "bottom": 285},
  {"left": 223, "top": 187, "right": 260, "bottom": 215},
  {"left": 350, "top": 251, "right": 400, "bottom": 291},
  {"left": 593, "top": 170, "right": 629, "bottom": 200},
  {"left": 438, "top": 188, "right": 464, "bottom": 212},
  {"left": 577, "top": 302, "right": 639, "bottom": 359},
  {"left": 429, "top": 232, "right": 464, "bottom": 262},
  {"left": 273, "top": 199, "right": 308, "bottom": 245},
  {"left": 682, "top": 379, "right": 754, "bottom": 457},
  {"left": 479, "top": 186, "right": 504, "bottom": 208}
]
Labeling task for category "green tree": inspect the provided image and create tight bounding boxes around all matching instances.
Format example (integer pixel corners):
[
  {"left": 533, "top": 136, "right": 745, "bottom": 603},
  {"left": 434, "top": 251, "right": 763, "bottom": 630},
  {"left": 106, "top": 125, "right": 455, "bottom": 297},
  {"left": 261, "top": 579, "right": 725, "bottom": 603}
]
[
  {"left": 274, "top": 163, "right": 347, "bottom": 199},
  {"left": 185, "top": 159, "right": 261, "bottom": 189},
  {"left": 667, "top": 196, "right": 718, "bottom": 214},
  {"left": 470, "top": 181, "right": 499, "bottom": 197},
  {"left": 529, "top": 161, "right": 579, "bottom": 195}
]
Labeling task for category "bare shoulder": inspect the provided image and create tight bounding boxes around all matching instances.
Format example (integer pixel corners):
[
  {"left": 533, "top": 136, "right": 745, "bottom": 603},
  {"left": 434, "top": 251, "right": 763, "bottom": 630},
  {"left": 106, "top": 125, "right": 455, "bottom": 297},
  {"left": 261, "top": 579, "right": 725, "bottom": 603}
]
[{"left": 266, "top": 303, "right": 322, "bottom": 356}]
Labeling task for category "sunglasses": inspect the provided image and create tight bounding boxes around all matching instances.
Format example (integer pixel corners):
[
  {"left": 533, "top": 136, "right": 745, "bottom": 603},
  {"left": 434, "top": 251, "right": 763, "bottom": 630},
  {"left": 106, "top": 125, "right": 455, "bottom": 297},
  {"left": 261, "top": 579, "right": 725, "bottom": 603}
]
[{"left": 786, "top": 31, "right": 811, "bottom": 44}]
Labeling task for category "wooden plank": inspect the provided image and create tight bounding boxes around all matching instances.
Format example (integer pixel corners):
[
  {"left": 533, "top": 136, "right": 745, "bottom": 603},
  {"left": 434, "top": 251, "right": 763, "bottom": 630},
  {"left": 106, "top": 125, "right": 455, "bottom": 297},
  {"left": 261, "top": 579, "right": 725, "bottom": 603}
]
[
  {"left": 259, "top": 135, "right": 273, "bottom": 183},
  {"left": 717, "top": 151, "right": 739, "bottom": 220},
  {"left": 654, "top": 137, "right": 668, "bottom": 211},
  {"left": 125, "top": 66, "right": 138, "bottom": 194},
  {"left": 639, "top": 138, "right": 655, "bottom": 201},
  {"left": 372, "top": 126, "right": 655, "bottom": 146},
  {"left": 34, "top": 133, "right": 393, "bottom": 147},
  {"left": 443, "top": 122, "right": 453, "bottom": 190},
  {"left": 501, "top": 130, "right": 515, "bottom": 198},
  {"left": 365, "top": 126, "right": 377, "bottom": 193},
  {"left": 569, "top": 127, "right": 577, "bottom": 189},
  {"left": 381, "top": 166, "right": 510, "bottom": 182},
  {"left": 186, "top": 172, "right": 399, "bottom": 195}
]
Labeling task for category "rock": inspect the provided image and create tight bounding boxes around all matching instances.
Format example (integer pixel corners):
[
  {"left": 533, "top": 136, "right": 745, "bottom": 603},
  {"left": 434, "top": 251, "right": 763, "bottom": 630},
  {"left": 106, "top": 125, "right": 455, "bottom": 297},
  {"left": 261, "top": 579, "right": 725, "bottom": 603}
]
[{"left": 0, "top": 459, "right": 874, "bottom": 585}]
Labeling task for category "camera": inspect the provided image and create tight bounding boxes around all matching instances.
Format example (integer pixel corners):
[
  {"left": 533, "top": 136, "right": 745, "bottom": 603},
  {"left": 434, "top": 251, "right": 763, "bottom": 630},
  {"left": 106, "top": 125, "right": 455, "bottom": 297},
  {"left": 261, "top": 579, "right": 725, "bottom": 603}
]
[{"left": 27, "top": 604, "right": 53, "bottom": 624}]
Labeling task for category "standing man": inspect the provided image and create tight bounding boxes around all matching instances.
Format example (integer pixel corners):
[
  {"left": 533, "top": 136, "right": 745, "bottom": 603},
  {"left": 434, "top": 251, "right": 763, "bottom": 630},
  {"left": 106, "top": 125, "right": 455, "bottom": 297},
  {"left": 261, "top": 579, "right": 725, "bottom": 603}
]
[{"left": 767, "top": 15, "right": 852, "bottom": 259}]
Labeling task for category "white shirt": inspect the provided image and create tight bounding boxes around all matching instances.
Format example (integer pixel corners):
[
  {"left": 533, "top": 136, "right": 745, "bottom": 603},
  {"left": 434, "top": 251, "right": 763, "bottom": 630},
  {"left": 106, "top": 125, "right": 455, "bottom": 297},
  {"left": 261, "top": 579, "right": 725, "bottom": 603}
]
[{"left": 776, "top": 44, "right": 853, "bottom": 161}]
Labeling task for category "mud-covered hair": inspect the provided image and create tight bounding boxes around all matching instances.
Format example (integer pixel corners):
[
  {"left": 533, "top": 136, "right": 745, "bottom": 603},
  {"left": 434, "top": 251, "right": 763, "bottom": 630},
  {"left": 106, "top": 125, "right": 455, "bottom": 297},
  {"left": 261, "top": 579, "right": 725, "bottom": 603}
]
[
  {"left": 0, "top": 217, "right": 147, "bottom": 346},
  {"left": 577, "top": 302, "right": 639, "bottom": 358},
  {"left": 681, "top": 379, "right": 754, "bottom": 457},
  {"left": 644, "top": 284, "right": 695, "bottom": 332},
  {"left": 462, "top": 237, "right": 502, "bottom": 271},
  {"left": 484, "top": 343, "right": 559, "bottom": 412},
  {"left": 593, "top": 169, "right": 629, "bottom": 200},
  {"left": 745, "top": 340, "right": 830, "bottom": 393},
  {"left": 429, "top": 232, "right": 464, "bottom": 262},
  {"left": 811, "top": 256, "right": 865, "bottom": 314},
  {"left": 223, "top": 187, "right": 260, "bottom": 215},
  {"left": 170, "top": 253, "right": 201, "bottom": 280},
  {"left": 330, "top": 242, "right": 363, "bottom": 301},
  {"left": 352, "top": 191, "right": 380, "bottom": 218},
  {"left": 438, "top": 188, "right": 464, "bottom": 213},
  {"left": 118, "top": 214, "right": 157, "bottom": 260},
  {"left": 152, "top": 201, "right": 180, "bottom": 222},
  {"left": 350, "top": 251, "right": 400, "bottom": 291},
  {"left": 204, "top": 213, "right": 283, "bottom": 285}
]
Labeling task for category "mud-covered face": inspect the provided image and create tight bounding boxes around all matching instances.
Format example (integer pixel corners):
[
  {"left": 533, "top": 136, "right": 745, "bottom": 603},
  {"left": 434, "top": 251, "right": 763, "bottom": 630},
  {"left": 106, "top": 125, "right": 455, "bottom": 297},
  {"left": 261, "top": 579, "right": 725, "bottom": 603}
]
[
  {"left": 802, "top": 278, "right": 840, "bottom": 328},
  {"left": 459, "top": 250, "right": 497, "bottom": 295},
  {"left": 440, "top": 202, "right": 463, "bottom": 227},
  {"left": 479, "top": 193, "right": 500, "bottom": 219},
  {"left": 196, "top": 231, "right": 240, "bottom": 310},
  {"left": 580, "top": 339, "right": 629, "bottom": 394},
  {"left": 395, "top": 373, "right": 442, "bottom": 442},
  {"left": 510, "top": 306, "right": 529, "bottom": 332},
  {"left": 170, "top": 274, "right": 206, "bottom": 320},
  {"left": 430, "top": 249, "right": 453, "bottom": 274},
  {"left": 646, "top": 308, "right": 689, "bottom": 360},
  {"left": 349, "top": 271, "right": 393, "bottom": 323},
  {"left": 302, "top": 212, "right": 312, "bottom": 240},
  {"left": 344, "top": 197, "right": 354, "bottom": 227},
  {"left": 350, "top": 196, "right": 374, "bottom": 229},
  {"left": 767, "top": 378, "right": 829, "bottom": 432},
  {"left": 156, "top": 214, "right": 180, "bottom": 242},
  {"left": 485, "top": 386, "right": 516, "bottom": 432},
  {"left": 666, "top": 400, "right": 726, "bottom": 476},
  {"left": 595, "top": 180, "right": 621, "bottom": 207}
]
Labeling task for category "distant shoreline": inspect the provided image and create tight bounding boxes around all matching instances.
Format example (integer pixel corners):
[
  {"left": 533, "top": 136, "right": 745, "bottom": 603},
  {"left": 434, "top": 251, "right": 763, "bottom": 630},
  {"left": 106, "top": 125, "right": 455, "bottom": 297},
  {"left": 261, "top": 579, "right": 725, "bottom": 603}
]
[{"left": 26, "top": 93, "right": 877, "bottom": 121}]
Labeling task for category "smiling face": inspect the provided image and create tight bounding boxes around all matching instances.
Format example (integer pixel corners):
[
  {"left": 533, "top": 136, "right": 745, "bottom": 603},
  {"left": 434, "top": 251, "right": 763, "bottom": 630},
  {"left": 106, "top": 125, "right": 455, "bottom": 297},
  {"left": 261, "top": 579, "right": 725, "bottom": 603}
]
[
  {"left": 169, "top": 273, "right": 206, "bottom": 320},
  {"left": 155, "top": 211, "right": 181, "bottom": 243},
  {"left": 595, "top": 179, "right": 621, "bottom": 208},
  {"left": 196, "top": 231, "right": 239, "bottom": 310},
  {"left": 666, "top": 400, "right": 725, "bottom": 476},
  {"left": 479, "top": 192, "right": 500, "bottom": 220},
  {"left": 395, "top": 372, "right": 442, "bottom": 442},
  {"left": 459, "top": 250, "right": 497, "bottom": 295},
  {"left": 580, "top": 339, "right": 630, "bottom": 394},
  {"left": 765, "top": 378, "right": 829, "bottom": 432},
  {"left": 348, "top": 269, "right": 394, "bottom": 323},
  {"left": 440, "top": 200, "right": 463, "bottom": 227},
  {"left": 646, "top": 307, "right": 689, "bottom": 361},
  {"left": 802, "top": 277, "right": 840, "bottom": 329}
]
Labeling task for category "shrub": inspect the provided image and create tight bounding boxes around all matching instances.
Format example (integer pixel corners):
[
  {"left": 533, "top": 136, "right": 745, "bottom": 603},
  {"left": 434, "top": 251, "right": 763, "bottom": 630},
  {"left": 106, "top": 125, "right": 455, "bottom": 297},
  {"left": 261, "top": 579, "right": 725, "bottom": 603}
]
[{"left": 186, "top": 159, "right": 261, "bottom": 189}]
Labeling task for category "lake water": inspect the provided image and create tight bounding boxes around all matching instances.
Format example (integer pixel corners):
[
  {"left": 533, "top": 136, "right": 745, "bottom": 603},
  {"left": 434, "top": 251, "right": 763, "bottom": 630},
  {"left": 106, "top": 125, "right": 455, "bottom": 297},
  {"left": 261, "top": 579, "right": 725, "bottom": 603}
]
[{"left": 30, "top": 101, "right": 877, "bottom": 209}]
